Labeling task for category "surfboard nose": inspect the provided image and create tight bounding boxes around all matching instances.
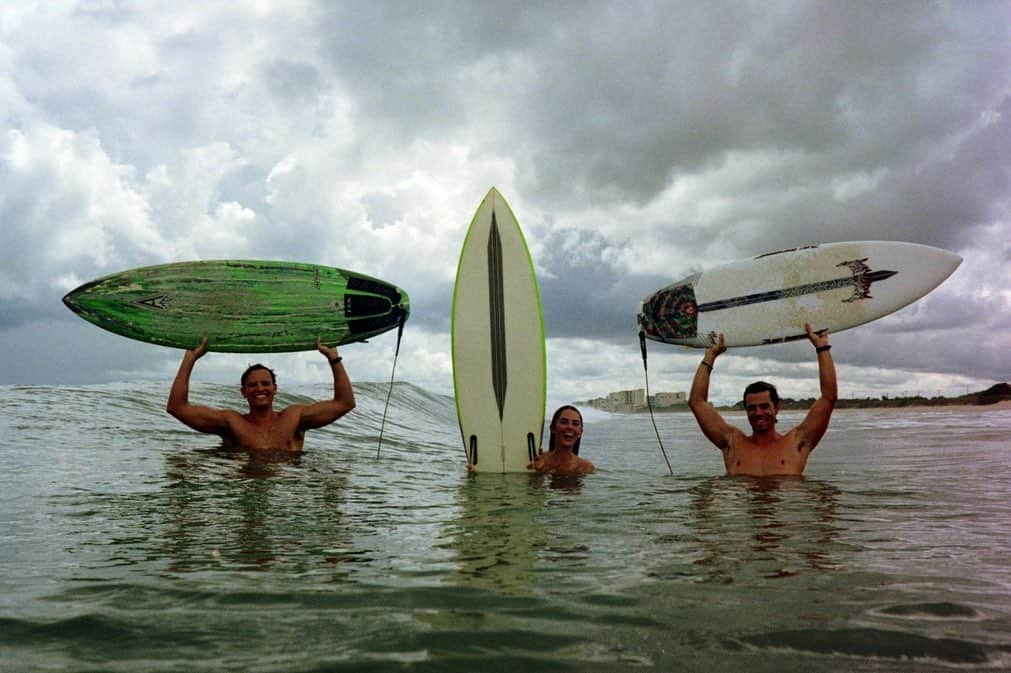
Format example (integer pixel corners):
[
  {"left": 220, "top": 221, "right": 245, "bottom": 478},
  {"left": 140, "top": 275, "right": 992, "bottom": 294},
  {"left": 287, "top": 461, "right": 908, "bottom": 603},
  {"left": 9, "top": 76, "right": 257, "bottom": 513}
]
[
  {"left": 61, "top": 293, "right": 80, "bottom": 314},
  {"left": 62, "top": 276, "right": 107, "bottom": 316},
  {"left": 62, "top": 288, "right": 89, "bottom": 315},
  {"left": 947, "top": 252, "right": 963, "bottom": 273}
]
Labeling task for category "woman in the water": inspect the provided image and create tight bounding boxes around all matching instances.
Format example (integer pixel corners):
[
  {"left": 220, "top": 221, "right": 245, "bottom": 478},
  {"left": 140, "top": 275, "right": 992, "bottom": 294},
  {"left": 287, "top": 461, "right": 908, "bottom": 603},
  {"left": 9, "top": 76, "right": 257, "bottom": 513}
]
[{"left": 529, "top": 405, "right": 596, "bottom": 475}]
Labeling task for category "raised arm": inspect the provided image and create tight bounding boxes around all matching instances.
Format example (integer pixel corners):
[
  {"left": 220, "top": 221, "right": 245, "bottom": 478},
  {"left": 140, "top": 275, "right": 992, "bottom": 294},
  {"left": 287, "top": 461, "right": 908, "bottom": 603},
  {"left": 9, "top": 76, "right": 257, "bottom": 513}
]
[
  {"left": 794, "top": 323, "right": 838, "bottom": 451},
  {"left": 688, "top": 334, "right": 738, "bottom": 450},
  {"left": 297, "top": 337, "right": 356, "bottom": 430},
  {"left": 166, "top": 338, "right": 232, "bottom": 435}
]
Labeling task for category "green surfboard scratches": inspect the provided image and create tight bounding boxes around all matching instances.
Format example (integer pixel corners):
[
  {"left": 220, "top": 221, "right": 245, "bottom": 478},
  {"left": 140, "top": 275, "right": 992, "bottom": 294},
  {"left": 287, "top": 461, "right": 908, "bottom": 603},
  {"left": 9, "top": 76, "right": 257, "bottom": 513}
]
[{"left": 62, "top": 260, "right": 410, "bottom": 353}]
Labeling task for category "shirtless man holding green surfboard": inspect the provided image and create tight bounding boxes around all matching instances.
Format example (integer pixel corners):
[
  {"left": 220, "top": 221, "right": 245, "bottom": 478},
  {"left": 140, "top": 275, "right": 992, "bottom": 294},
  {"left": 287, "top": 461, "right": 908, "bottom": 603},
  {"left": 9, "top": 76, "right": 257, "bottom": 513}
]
[
  {"left": 689, "top": 323, "right": 837, "bottom": 476},
  {"left": 167, "top": 337, "right": 355, "bottom": 451}
]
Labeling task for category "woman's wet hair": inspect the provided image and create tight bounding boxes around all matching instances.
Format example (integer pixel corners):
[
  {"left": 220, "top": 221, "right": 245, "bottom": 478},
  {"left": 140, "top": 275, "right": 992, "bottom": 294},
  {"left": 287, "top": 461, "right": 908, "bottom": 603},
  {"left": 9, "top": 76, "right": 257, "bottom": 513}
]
[{"left": 549, "top": 405, "right": 583, "bottom": 455}]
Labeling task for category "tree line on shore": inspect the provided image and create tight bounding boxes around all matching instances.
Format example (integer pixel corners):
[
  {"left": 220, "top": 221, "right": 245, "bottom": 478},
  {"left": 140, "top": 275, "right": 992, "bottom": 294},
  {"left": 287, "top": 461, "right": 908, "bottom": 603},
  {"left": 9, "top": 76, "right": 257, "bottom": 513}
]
[{"left": 731, "top": 382, "right": 1011, "bottom": 411}]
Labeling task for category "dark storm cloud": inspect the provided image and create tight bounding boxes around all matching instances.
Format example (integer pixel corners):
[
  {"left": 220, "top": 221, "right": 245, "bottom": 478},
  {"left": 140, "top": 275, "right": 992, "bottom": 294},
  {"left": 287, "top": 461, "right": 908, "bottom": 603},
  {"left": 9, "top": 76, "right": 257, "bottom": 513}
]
[
  {"left": 316, "top": 1, "right": 538, "bottom": 134},
  {"left": 524, "top": 2, "right": 1008, "bottom": 207},
  {"left": 311, "top": 2, "right": 1009, "bottom": 204},
  {"left": 308, "top": 0, "right": 1009, "bottom": 278},
  {"left": 534, "top": 224, "right": 669, "bottom": 341}
]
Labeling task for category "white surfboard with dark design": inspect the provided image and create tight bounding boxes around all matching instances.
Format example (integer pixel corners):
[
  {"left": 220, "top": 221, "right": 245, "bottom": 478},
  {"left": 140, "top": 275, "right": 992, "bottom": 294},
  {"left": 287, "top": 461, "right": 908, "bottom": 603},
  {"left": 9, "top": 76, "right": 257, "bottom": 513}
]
[
  {"left": 452, "top": 188, "right": 546, "bottom": 472},
  {"left": 637, "top": 241, "right": 961, "bottom": 348}
]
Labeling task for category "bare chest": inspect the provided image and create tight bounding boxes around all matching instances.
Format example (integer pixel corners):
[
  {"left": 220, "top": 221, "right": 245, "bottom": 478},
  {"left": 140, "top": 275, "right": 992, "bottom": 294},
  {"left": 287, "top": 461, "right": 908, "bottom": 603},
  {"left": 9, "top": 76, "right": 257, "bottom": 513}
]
[
  {"left": 725, "top": 435, "right": 809, "bottom": 476},
  {"left": 231, "top": 412, "right": 304, "bottom": 450}
]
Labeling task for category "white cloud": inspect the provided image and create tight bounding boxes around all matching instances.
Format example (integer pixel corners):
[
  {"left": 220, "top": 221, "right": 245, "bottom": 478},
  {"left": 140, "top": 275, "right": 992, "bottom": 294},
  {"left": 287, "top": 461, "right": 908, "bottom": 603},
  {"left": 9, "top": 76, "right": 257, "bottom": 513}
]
[
  {"left": 0, "top": 125, "right": 163, "bottom": 307},
  {"left": 142, "top": 142, "right": 253, "bottom": 259}
]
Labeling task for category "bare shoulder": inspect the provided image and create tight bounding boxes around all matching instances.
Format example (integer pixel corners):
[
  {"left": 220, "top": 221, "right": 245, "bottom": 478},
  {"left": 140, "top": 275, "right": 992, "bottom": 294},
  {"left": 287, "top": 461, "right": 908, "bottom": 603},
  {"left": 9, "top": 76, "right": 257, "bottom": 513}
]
[
  {"left": 722, "top": 425, "right": 749, "bottom": 452},
  {"left": 778, "top": 425, "right": 814, "bottom": 454},
  {"left": 222, "top": 408, "right": 252, "bottom": 429},
  {"left": 262, "top": 404, "right": 310, "bottom": 428},
  {"left": 276, "top": 404, "right": 306, "bottom": 418},
  {"left": 791, "top": 398, "right": 835, "bottom": 451}
]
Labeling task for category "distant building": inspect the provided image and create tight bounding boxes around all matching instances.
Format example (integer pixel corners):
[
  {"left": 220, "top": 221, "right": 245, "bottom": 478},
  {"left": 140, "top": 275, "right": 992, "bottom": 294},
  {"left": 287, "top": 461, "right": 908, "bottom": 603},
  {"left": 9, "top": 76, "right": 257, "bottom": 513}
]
[
  {"left": 584, "top": 388, "right": 686, "bottom": 412},
  {"left": 651, "top": 391, "right": 687, "bottom": 408},
  {"left": 608, "top": 389, "right": 645, "bottom": 407}
]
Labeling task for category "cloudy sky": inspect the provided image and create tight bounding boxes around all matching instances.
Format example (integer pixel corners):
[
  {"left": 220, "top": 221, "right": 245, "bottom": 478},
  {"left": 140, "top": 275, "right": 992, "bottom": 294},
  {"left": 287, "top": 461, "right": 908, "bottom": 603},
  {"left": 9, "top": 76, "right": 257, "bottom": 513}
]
[{"left": 1, "top": 1, "right": 1008, "bottom": 406}]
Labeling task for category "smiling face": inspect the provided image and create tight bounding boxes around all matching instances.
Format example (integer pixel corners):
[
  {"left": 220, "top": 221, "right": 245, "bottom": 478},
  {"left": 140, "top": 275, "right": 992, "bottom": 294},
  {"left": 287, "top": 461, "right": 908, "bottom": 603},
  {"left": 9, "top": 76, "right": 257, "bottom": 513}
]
[
  {"left": 241, "top": 368, "right": 277, "bottom": 410},
  {"left": 551, "top": 407, "right": 584, "bottom": 452},
  {"left": 744, "top": 391, "right": 779, "bottom": 434}
]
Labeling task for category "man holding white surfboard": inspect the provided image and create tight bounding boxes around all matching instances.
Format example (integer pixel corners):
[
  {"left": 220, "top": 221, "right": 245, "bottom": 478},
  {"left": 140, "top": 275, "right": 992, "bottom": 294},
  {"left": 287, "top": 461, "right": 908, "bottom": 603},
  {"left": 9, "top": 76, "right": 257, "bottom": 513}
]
[
  {"left": 166, "top": 337, "right": 356, "bottom": 451},
  {"left": 688, "top": 323, "right": 837, "bottom": 476}
]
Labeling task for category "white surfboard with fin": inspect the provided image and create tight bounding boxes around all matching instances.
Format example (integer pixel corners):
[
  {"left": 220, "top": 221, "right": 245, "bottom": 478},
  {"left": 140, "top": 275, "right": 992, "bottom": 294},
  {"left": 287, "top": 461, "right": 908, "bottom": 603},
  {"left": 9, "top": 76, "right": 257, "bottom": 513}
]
[
  {"left": 452, "top": 188, "right": 546, "bottom": 472},
  {"left": 638, "top": 241, "right": 962, "bottom": 348}
]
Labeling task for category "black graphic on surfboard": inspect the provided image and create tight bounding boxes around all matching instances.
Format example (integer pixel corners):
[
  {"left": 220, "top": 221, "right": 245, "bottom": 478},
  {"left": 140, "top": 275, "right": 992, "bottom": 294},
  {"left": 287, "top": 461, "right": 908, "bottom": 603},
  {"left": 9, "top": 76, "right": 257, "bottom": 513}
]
[
  {"left": 137, "top": 295, "right": 172, "bottom": 310},
  {"left": 487, "top": 211, "right": 508, "bottom": 419}
]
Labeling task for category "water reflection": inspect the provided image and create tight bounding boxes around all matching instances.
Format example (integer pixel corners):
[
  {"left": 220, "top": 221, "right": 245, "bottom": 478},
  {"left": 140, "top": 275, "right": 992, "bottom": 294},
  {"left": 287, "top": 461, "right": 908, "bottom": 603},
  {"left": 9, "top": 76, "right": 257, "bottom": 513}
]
[
  {"left": 159, "top": 449, "right": 353, "bottom": 576},
  {"left": 688, "top": 476, "right": 844, "bottom": 581},
  {"left": 543, "top": 472, "right": 586, "bottom": 493},
  {"left": 439, "top": 474, "right": 549, "bottom": 595}
]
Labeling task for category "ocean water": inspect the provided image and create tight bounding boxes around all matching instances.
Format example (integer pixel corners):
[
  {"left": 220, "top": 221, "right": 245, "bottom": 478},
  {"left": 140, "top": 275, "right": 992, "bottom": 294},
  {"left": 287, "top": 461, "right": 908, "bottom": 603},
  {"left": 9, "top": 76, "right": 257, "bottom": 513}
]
[{"left": 1, "top": 381, "right": 1010, "bottom": 672}]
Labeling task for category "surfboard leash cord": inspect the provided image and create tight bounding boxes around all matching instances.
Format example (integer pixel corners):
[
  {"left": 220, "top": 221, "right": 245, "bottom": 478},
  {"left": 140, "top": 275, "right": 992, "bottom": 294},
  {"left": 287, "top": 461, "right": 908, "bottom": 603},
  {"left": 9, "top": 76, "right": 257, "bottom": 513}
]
[
  {"left": 376, "top": 308, "right": 408, "bottom": 459},
  {"left": 639, "top": 330, "right": 674, "bottom": 475}
]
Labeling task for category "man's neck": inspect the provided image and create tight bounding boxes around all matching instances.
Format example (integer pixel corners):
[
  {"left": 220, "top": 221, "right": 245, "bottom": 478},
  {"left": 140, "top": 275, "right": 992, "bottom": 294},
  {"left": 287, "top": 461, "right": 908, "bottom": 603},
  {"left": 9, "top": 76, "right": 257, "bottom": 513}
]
[
  {"left": 245, "top": 406, "right": 275, "bottom": 422},
  {"left": 749, "top": 428, "right": 782, "bottom": 445}
]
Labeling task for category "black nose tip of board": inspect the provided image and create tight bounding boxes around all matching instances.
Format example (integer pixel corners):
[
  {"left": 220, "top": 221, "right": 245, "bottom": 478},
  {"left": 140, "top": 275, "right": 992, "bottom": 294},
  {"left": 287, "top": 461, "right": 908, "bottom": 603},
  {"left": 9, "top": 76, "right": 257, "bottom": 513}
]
[{"left": 62, "top": 293, "right": 81, "bottom": 314}]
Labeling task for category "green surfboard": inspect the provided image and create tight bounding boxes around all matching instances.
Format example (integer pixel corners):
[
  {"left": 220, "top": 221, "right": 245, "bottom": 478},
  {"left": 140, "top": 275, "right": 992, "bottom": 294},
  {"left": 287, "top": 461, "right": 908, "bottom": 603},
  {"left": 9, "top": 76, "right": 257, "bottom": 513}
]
[{"left": 62, "top": 260, "right": 410, "bottom": 353}]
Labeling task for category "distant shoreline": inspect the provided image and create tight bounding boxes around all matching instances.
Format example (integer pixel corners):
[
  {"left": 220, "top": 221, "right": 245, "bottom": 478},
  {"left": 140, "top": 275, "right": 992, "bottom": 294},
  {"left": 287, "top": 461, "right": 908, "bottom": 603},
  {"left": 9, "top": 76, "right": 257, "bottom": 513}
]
[
  {"left": 599, "top": 401, "right": 1011, "bottom": 414},
  {"left": 586, "top": 400, "right": 1011, "bottom": 414},
  {"left": 580, "top": 383, "right": 1011, "bottom": 414},
  {"left": 761, "top": 399, "right": 1011, "bottom": 413}
]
